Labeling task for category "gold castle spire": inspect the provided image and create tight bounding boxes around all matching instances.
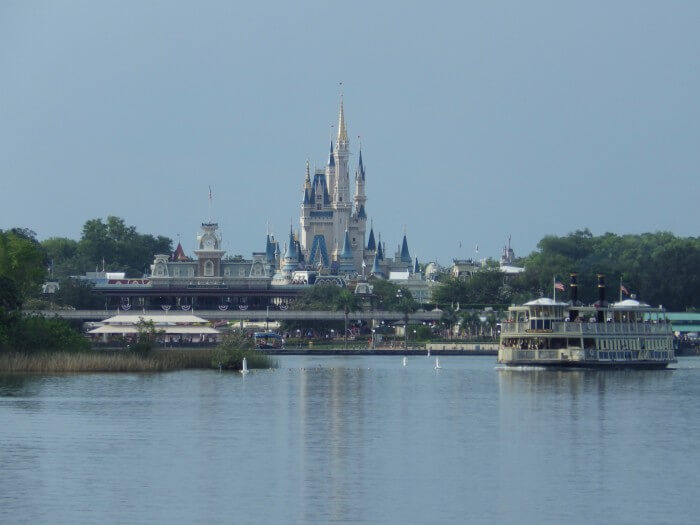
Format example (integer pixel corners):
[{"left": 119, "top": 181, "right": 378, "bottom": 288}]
[{"left": 337, "top": 95, "right": 348, "bottom": 143}]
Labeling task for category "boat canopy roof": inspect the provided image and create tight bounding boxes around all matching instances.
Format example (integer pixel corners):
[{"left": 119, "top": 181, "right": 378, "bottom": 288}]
[
  {"left": 611, "top": 299, "right": 651, "bottom": 309},
  {"left": 523, "top": 298, "right": 568, "bottom": 307}
]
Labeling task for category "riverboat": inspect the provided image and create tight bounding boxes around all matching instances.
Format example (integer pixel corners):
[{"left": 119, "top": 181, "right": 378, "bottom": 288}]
[{"left": 498, "top": 275, "right": 675, "bottom": 369}]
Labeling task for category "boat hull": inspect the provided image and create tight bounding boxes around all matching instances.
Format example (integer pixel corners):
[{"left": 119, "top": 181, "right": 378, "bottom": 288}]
[{"left": 497, "top": 359, "right": 673, "bottom": 370}]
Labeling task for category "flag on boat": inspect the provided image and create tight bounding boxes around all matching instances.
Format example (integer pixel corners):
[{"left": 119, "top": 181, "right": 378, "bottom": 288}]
[
  {"left": 620, "top": 284, "right": 630, "bottom": 295},
  {"left": 555, "top": 282, "right": 565, "bottom": 291}
]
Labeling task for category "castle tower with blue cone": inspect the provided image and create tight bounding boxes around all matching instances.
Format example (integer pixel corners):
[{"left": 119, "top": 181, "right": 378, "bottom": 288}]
[{"left": 338, "top": 230, "right": 356, "bottom": 274}]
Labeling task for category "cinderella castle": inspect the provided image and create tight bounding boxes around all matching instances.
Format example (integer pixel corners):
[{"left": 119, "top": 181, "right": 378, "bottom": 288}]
[
  {"left": 107, "top": 97, "right": 429, "bottom": 312},
  {"left": 293, "top": 97, "right": 417, "bottom": 278}
]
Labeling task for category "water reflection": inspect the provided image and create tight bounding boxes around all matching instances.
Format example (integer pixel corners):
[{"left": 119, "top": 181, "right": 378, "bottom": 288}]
[{"left": 1, "top": 358, "right": 699, "bottom": 525}]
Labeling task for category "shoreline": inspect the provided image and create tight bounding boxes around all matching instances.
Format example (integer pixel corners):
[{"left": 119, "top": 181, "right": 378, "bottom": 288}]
[{"left": 260, "top": 348, "right": 498, "bottom": 356}]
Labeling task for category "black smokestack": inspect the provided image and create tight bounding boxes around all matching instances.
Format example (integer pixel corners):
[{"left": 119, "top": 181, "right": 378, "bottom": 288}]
[
  {"left": 570, "top": 273, "right": 578, "bottom": 304},
  {"left": 569, "top": 273, "right": 579, "bottom": 321},
  {"left": 597, "top": 274, "right": 606, "bottom": 322}
]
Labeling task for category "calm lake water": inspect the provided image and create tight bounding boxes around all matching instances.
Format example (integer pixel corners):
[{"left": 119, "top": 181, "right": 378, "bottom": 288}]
[{"left": 1, "top": 356, "right": 699, "bottom": 525}]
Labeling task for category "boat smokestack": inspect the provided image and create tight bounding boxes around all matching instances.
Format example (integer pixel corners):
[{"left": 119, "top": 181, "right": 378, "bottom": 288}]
[
  {"left": 569, "top": 273, "right": 579, "bottom": 321},
  {"left": 597, "top": 274, "right": 606, "bottom": 322},
  {"left": 570, "top": 273, "right": 578, "bottom": 303}
]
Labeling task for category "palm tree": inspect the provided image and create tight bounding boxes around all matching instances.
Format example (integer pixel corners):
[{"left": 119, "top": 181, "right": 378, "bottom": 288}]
[
  {"left": 396, "top": 296, "right": 419, "bottom": 349},
  {"left": 334, "top": 289, "right": 358, "bottom": 349},
  {"left": 459, "top": 310, "right": 479, "bottom": 339},
  {"left": 440, "top": 306, "right": 458, "bottom": 340}
]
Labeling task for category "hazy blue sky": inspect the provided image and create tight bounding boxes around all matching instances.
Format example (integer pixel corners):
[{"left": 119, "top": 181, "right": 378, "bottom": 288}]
[{"left": 1, "top": 1, "right": 698, "bottom": 265}]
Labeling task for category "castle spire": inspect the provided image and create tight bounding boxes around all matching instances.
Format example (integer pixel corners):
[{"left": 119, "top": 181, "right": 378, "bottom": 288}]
[
  {"left": 357, "top": 148, "right": 365, "bottom": 180},
  {"left": 327, "top": 140, "right": 335, "bottom": 167},
  {"left": 337, "top": 95, "right": 348, "bottom": 144}
]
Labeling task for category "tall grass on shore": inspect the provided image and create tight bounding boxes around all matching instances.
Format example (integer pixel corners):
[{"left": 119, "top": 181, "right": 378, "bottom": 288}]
[{"left": 0, "top": 348, "right": 215, "bottom": 373}]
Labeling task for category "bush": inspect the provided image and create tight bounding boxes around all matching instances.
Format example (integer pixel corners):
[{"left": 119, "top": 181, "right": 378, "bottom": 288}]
[
  {"left": 1, "top": 314, "right": 90, "bottom": 354},
  {"left": 211, "top": 331, "right": 275, "bottom": 370}
]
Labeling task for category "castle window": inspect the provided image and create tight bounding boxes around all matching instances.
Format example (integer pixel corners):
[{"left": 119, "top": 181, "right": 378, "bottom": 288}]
[
  {"left": 204, "top": 260, "right": 214, "bottom": 277},
  {"left": 188, "top": 267, "right": 194, "bottom": 277},
  {"left": 224, "top": 267, "right": 230, "bottom": 277},
  {"left": 173, "top": 267, "right": 180, "bottom": 277},
  {"left": 239, "top": 268, "right": 245, "bottom": 276}
]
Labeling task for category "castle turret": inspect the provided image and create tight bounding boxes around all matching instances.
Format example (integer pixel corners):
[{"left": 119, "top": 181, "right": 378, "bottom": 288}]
[
  {"left": 400, "top": 233, "right": 411, "bottom": 265},
  {"left": 282, "top": 226, "right": 299, "bottom": 272},
  {"left": 338, "top": 230, "right": 355, "bottom": 274}
]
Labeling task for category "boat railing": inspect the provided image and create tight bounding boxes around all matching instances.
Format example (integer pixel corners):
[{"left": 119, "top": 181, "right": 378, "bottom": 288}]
[{"left": 500, "top": 321, "right": 671, "bottom": 336}]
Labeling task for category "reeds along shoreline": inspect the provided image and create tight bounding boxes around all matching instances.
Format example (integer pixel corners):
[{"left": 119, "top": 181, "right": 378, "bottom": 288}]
[{"left": 0, "top": 349, "right": 215, "bottom": 373}]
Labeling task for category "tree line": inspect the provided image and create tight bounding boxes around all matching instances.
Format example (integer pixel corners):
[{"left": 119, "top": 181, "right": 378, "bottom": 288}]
[
  {"left": 432, "top": 229, "right": 700, "bottom": 312},
  {"left": 1, "top": 218, "right": 171, "bottom": 352}
]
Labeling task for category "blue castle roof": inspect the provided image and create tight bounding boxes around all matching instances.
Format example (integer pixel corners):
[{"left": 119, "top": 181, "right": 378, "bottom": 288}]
[
  {"left": 371, "top": 252, "right": 383, "bottom": 277},
  {"left": 367, "top": 227, "right": 376, "bottom": 251},
  {"left": 400, "top": 234, "right": 411, "bottom": 264},
  {"left": 338, "top": 230, "right": 355, "bottom": 273},
  {"left": 357, "top": 149, "right": 365, "bottom": 180}
]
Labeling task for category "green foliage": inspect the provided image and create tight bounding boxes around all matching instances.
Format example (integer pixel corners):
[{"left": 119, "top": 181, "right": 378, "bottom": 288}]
[
  {"left": 0, "top": 229, "right": 47, "bottom": 304},
  {"left": 369, "top": 279, "right": 416, "bottom": 310},
  {"left": 334, "top": 289, "right": 359, "bottom": 347},
  {"left": 54, "top": 278, "right": 104, "bottom": 309},
  {"left": 211, "top": 331, "right": 274, "bottom": 370},
  {"left": 432, "top": 269, "right": 509, "bottom": 307},
  {"left": 433, "top": 231, "right": 700, "bottom": 311},
  {"left": 130, "top": 319, "right": 162, "bottom": 356},
  {"left": 0, "top": 315, "right": 90, "bottom": 354},
  {"left": 41, "top": 216, "right": 172, "bottom": 281},
  {"left": 516, "top": 230, "right": 700, "bottom": 310},
  {"left": 281, "top": 284, "right": 345, "bottom": 333}
]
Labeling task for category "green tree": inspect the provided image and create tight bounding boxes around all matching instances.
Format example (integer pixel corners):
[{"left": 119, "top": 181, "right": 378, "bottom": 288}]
[
  {"left": 211, "top": 331, "right": 274, "bottom": 370},
  {"left": 131, "top": 319, "right": 162, "bottom": 356},
  {"left": 0, "top": 229, "right": 46, "bottom": 303},
  {"left": 78, "top": 216, "right": 172, "bottom": 277},
  {"left": 440, "top": 306, "right": 458, "bottom": 339},
  {"left": 395, "top": 294, "right": 418, "bottom": 349},
  {"left": 334, "top": 289, "right": 359, "bottom": 349}
]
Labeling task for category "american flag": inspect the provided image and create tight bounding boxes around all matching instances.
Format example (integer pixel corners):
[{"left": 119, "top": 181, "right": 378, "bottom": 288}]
[
  {"left": 620, "top": 284, "right": 630, "bottom": 295},
  {"left": 555, "top": 282, "right": 565, "bottom": 291}
]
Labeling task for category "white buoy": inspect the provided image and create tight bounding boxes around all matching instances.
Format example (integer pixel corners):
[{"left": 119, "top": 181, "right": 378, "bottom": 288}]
[
  {"left": 241, "top": 357, "right": 249, "bottom": 375},
  {"left": 434, "top": 357, "right": 441, "bottom": 370},
  {"left": 402, "top": 356, "right": 407, "bottom": 367}
]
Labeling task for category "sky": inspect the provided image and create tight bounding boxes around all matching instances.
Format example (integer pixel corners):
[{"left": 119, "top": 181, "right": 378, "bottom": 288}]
[{"left": 1, "top": 1, "right": 698, "bottom": 266}]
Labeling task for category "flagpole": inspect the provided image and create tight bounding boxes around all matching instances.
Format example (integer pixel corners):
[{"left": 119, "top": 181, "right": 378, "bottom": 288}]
[
  {"left": 208, "top": 186, "right": 212, "bottom": 223},
  {"left": 620, "top": 278, "right": 623, "bottom": 302},
  {"left": 553, "top": 275, "right": 556, "bottom": 301}
]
